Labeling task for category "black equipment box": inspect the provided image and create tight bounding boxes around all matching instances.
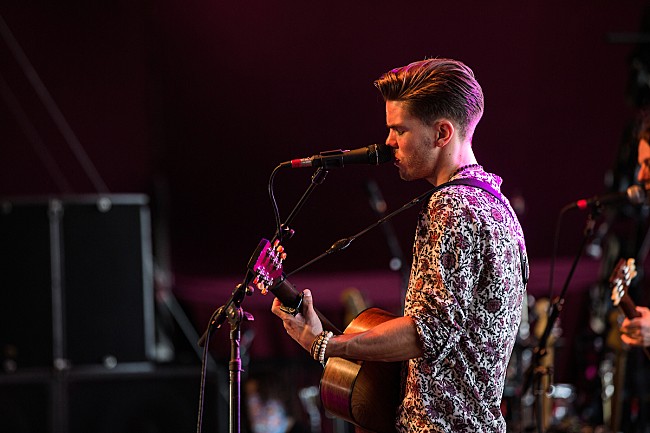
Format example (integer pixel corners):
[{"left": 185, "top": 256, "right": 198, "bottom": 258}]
[{"left": 0, "top": 194, "right": 155, "bottom": 369}]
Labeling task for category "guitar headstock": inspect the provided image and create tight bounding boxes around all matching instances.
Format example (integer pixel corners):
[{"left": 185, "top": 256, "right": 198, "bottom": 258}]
[
  {"left": 610, "top": 258, "right": 637, "bottom": 307},
  {"left": 248, "top": 238, "right": 286, "bottom": 295}
]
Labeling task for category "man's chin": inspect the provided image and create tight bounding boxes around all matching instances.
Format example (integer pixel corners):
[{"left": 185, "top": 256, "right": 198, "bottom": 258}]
[{"left": 398, "top": 169, "right": 419, "bottom": 182}]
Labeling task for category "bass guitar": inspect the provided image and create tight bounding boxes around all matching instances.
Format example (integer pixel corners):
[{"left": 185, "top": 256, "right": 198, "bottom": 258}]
[
  {"left": 610, "top": 258, "right": 650, "bottom": 360},
  {"left": 248, "top": 238, "right": 401, "bottom": 433}
]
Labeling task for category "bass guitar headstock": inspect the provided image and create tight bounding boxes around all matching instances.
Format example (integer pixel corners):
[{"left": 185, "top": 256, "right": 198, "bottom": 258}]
[{"left": 610, "top": 258, "right": 637, "bottom": 309}]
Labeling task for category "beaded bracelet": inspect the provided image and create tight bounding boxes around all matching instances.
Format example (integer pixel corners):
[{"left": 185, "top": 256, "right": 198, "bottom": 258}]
[
  {"left": 310, "top": 333, "right": 323, "bottom": 359},
  {"left": 310, "top": 331, "right": 333, "bottom": 367},
  {"left": 318, "top": 331, "right": 333, "bottom": 367}
]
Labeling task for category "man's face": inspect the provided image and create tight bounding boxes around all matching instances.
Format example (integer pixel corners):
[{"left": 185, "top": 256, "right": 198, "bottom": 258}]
[
  {"left": 637, "top": 139, "right": 650, "bottom": 190},
  {"left": 384, "top": 100, "right": 437, "bottom": 183}
]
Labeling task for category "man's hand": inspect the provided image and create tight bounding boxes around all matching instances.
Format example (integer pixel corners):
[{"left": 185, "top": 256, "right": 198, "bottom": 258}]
[
  {"left": 620, "top": 306, "right": 650, "bottom": 347},
  {"left": 271, "top": 289, "right": 324, "bottom": 353}
]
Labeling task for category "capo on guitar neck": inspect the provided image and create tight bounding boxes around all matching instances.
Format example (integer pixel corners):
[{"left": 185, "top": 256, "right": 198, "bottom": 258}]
[{"left": 279, "top": 291, "right": 303, "bottom": 316}]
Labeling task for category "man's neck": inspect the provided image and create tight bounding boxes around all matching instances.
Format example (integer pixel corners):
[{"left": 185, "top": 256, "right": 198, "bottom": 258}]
[{"left": 428, "top": 142, "right": 477, "bottom": 186}]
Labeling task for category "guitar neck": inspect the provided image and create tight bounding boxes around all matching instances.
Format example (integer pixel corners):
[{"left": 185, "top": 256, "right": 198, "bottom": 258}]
[
  {"left": 619, "top": 295, "right": 641, "bottom": 319},
  {"left": 271, "top": 277, "right": 342, "bottom": 334}
]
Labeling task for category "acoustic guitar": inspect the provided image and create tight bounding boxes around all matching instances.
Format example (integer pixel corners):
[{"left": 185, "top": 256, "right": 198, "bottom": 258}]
[{"left": 248, "top": 239, "right": 401, "bottom": 433}]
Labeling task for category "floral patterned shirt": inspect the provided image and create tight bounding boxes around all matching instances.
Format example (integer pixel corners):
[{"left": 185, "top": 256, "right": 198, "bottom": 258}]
[{"left": 396, "top": 167, "right": 527, "bottom": 433}]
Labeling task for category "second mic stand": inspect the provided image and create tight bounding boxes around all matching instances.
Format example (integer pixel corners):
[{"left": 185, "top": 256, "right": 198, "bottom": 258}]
[{"left": 524, "top": 210, "right": 598, "bottom": 433}]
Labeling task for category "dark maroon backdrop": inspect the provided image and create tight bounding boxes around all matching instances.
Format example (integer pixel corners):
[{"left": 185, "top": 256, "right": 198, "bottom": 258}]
[
  {"left": 3, "top": 3, "right": 650, "bottom": 425},
  {"left": 1, "top": 1, "right": 647, "bottom": 277}
]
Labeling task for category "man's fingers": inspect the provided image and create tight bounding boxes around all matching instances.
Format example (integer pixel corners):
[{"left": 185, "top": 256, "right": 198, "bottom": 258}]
[
  {"left": 302, "top": 289, "right": 313, "bottom": 308},
  {"left": 271, "top": 298, "right": 290, "bottom": 319}
]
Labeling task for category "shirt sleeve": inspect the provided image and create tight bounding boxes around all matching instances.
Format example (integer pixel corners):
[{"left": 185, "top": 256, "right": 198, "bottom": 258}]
[{"left": 406, "top": 190, "right": 481, "bottom": 364}]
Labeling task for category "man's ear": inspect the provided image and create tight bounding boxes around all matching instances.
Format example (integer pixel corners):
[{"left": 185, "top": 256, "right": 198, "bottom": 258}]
[{"left": 434, "top": 119, "right": 455, "bottom": 147}]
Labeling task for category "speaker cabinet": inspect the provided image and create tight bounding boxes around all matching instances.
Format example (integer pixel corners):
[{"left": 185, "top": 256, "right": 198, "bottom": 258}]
[
  {"left": 0, "top": 365, "right": 225, "bottom": 433},
  {"left": 0, "top": 201, "right": 52, "bottom": 369},
  {"left": 66, "top": 367, "right": 223, "bottom": 433},
  {"left": 0, "top": 195, "right": 155, "bottom": 369},
  {"left": 0, "top": 375, "right": 50, "bottom": 433}
]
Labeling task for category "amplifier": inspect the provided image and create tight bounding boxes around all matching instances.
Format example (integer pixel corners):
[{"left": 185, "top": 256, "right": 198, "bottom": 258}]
[{"left": 0, "top": 195, "right": 155, "bottom": 369}]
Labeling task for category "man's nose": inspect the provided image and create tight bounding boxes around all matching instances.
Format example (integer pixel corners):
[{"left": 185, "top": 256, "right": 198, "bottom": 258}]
[{"left": 386, "top": 131, "right": 397, "bottom": 147}]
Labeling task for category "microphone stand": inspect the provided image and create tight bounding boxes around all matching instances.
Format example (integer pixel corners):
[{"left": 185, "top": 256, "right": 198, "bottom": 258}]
[
  {"left": 523, "top": 208, "right": 598, "bottom": 433},
  {"left": 196, "top": 167, "right": 329, "bottom": 433}
]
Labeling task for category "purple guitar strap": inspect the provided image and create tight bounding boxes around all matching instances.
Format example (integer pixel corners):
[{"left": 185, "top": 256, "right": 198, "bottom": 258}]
[{"left": 440, "top": 178, "right": 529, "bottom": 285}]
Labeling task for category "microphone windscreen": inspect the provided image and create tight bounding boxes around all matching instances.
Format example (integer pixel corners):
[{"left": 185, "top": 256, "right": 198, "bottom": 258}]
[{"left": 370, "top": 143, "right": 393, "bottom": 165}]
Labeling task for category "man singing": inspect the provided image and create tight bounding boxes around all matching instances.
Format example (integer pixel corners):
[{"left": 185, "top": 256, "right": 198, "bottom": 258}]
[{"left": 272, "top": 58, "right": 528, "bottom": 433}]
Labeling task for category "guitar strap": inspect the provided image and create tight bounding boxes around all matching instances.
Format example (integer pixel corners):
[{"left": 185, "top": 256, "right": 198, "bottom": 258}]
[{"left": 434, "top": 178, "right": 529, "bottom": 285}]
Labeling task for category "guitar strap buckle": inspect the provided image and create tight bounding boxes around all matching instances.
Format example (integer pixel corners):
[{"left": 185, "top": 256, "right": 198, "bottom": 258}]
[{"left": 279, "top": 292, "right": 304, "bottom": 316}]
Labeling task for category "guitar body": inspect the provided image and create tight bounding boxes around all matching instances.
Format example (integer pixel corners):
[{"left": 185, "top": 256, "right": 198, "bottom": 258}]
[{"left": 320, "top": 308, "right": 401, "bottom": 433}]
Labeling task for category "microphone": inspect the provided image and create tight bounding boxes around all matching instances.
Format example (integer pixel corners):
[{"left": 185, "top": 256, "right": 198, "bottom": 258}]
[
  {"left": 281, "top": 143, "right": 393, "bottom": 169},
  {"left": 567, "top": 185, "right": 646, "bottom": 210}
]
